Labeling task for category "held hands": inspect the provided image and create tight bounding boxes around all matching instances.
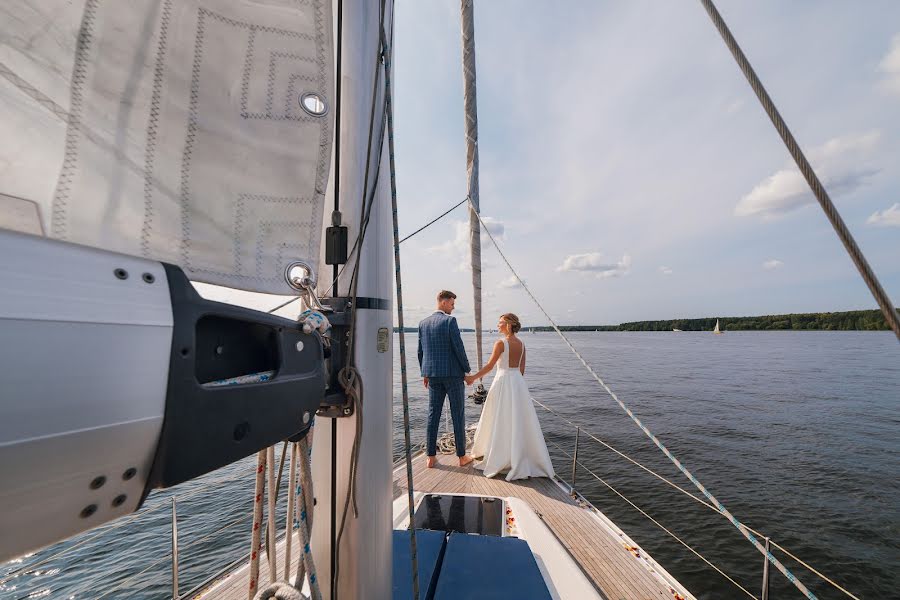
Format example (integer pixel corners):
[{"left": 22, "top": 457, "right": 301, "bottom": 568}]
[{"left": 464, "top": 374, "right": 478, "bottom": 386}]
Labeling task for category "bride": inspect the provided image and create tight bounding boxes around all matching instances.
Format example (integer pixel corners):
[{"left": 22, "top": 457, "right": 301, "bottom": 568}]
[{"left": 466, "top": 313, "right": 555, "bottom": 481}]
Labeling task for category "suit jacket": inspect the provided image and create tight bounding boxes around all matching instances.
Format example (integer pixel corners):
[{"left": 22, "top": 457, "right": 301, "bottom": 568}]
[{"left": 418, "top": 311, "right": 471, "bottom": 378}]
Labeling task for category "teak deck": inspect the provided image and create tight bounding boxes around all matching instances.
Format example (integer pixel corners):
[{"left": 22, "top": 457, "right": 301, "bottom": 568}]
[
  {"left": 201, "top": 453, "right": 690, "bottom": 600},
  {"left": 394, "top": 453, "right": 687, "bottom": 600}
]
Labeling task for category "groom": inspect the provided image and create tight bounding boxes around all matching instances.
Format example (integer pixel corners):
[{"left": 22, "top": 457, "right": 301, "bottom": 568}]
[{"left": 418, "top": 290, "right": 474, "bottom": 468}]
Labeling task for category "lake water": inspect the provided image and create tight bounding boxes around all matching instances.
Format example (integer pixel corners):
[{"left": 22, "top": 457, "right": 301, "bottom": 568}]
[{"left": 2, "top": 331, "right": 897, "bottom": 599}]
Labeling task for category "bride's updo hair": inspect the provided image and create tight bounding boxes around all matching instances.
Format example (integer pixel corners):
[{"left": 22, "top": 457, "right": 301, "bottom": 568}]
[{"left": 500, "top": 313, "right": 521, "bottom": 334}]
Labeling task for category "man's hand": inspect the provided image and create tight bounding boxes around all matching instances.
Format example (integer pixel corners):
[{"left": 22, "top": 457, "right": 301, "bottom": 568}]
[
  {"left": 464, "top": 375, "right": 476, "bottom": 386},
  {"left": 423, "top": 376, "right": 429, "bottom": 389}
]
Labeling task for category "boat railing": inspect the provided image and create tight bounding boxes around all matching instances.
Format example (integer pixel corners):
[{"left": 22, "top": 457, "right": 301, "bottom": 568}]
[
  {"left": 530, "top": 396, "right": 859, "bottom": 600},
  {"left": 0, "top": 465, "right": 259, "bottom": 600}
]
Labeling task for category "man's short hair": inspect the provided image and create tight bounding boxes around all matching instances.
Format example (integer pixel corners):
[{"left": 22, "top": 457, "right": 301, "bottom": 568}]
[{"left": 437, "top": 290, "right": 457, "bottom": 301}]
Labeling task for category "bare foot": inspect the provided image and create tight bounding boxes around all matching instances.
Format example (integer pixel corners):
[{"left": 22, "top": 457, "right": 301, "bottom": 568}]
[
  {"left": 426, "top": 456, "right": 437, "bottom": 468},
  {"left": 458, "top": 455, "right": 474, "bottom": 467}
]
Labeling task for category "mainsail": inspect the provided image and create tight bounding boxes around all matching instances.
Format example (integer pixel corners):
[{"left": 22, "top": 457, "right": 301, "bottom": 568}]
[{"left": 0, "top": 0, "right": 334, "bottom": 295}]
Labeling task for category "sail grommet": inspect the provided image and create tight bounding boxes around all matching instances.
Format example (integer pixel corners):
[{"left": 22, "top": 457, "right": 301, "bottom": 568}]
[
  {"left": 122, "top": 468, "right": 137, "bottom": 481},
  {"left": 113, "top": 268, "right": 128, "bottom": 280},
  {"left": 299, "top": 92, "right": 327, "bottom": 116},
  {"left": 79, "top": 504, "right": 97, "bottom": 519},
  {"left": 285, "top": 260, "right": 317, "bottom": 292},
  {"left": 89, "top": 476, "right": 106, "bottom": 490},
  {"left": 142, "top": 272, "right": 155, "bottom": 284},
  {"left": 111, "top": 495, "right": 127, "bottom": 508}
]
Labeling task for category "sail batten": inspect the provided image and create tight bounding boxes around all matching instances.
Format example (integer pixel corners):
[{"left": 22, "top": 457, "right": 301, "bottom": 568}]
[{"left": 1, "top": 0, "right": 334, "bottom": 295}]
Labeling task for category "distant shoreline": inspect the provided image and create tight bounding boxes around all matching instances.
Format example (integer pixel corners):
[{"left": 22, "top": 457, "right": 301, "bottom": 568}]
[{"left": 395, "top": 308, "right": 897, "bottom": 332}]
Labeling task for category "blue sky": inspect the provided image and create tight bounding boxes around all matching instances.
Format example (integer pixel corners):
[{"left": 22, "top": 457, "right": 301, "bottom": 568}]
[{"left": 389, "top": 1, "right": 900, "bottom": 327}]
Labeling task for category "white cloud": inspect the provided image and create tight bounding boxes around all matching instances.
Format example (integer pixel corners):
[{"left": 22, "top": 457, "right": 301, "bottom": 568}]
[
  {"left": 725, "top": 99, "right": 744, "bottom": 114},
  {"left": 735, "top": 132, "right": 881, "bottom": 218},
  {"left": 867, "top": 203, "right": 900, "bottom": 227},
  {"left": 878, "top": 33, "right": 900, "bottom": 95},
  {"left": 659, "top": 266, "right": 673, "bottom": 275},
  {"left": 556, "top": 252, "right": 631, "bottom": 279},
  {"left": 498, "top": 275, "right": 522, "bottom": 289},
  {"left": 763, "top": 259, "right": 784, "bottom": 270},
  {"left": 429, "top": 217, "right": 506, "bottom": 271}
]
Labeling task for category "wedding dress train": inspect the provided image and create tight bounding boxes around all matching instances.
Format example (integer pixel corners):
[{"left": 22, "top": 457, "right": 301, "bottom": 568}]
[{"left": 471, "top": 339, "right": 555, "bottom": 481}]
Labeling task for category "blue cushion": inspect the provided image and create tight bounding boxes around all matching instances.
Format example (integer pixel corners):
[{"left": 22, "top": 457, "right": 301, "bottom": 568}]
[
  {"left": 392, "top": 529, "right": 446, "bottom": 600},
  {"left": 433, "top": 533, "right": 552, "bottom": 599}
]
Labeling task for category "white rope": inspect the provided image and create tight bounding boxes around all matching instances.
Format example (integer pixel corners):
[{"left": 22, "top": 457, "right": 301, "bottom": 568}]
[
  {"left": 468, "top": 199, "right": 820, "bottom": 600},
  {"left": 267, "top": 445, "right": 277, "bottom": 584},
  {"left": 248, "top": 450, "right": 267, "bottom": 599},
  {"left": 436, "top": 423, "right": 477, "bottom": 455},
  {"left": 285, "top": 442, "right": 298, "bottom": 577}
]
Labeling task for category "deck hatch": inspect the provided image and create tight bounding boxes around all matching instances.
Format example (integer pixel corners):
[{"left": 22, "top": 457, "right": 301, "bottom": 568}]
[{"left": 413, "top": 494, "right": 503, "bottom": 536}]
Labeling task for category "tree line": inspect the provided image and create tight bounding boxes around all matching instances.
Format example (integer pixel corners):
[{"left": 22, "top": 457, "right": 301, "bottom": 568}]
[
  {"left": 518, "top": 309, "right": 897, "bottom": 332},
  {"left": 395, "top": 309, "right": 897, "bottom": 332}
]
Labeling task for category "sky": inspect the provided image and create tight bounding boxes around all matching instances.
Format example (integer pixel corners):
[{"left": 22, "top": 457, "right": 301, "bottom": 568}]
[{"left": 388, "top": 0, "right": 900, "bottom": 328}]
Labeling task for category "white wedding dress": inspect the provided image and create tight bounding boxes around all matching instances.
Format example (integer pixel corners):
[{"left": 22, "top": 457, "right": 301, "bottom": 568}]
[{"left": 471, "top": 338, "right": 555, "bottom": 481}]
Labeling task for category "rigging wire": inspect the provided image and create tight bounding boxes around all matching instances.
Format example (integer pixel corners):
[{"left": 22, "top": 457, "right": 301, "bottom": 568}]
[
  {"left": 699, "top": 0, "right": 899, "bottom": 341},
  {"left": 383, "top": 21, "right": 421, "bottom": 600},
  {"left": 0, "top": 468, "right": 252, "bottom": 587},
  {"left": 95, "top": 512, "right": 255, "bottom": 600},
  {"left": 533, "top": 397, "right": 861, "bottom": 600},
  {"left": 398, "top": 197, "right": 467, "bottom": 244},
  {"left": 468, "top": 198, "right": 821, "bottom": 600},
  {"left": 544, "top": 437, "right": 758, "bottom": 600}
]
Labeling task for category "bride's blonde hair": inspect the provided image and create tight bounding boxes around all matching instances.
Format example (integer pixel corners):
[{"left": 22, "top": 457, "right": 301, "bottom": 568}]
[{"left": 500, "top": 313, "right": 521, "bottom": 334}]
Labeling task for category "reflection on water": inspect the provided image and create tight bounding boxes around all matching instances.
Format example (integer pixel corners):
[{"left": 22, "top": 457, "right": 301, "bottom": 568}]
[{"left": 2, "top": 332, "right": 897, "bottom": 599}]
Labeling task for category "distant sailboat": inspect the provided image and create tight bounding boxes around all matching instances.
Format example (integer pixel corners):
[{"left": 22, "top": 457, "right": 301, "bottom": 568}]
[
  {"left": 713, "top": 319, "right": 724, "bottom": 334},
  {"left": 673, "top": 328, "right": 682, "bottom": 332}
]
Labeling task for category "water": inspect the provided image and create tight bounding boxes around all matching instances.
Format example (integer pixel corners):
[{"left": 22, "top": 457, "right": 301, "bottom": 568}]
[{"left": 3, "top": 332, "right": 897, "bottom": 599}]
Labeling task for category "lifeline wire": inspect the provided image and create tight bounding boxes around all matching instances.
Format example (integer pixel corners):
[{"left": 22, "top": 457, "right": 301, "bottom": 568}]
[{"left": 469, "top": 198, "right": 820, "bottom": 600}]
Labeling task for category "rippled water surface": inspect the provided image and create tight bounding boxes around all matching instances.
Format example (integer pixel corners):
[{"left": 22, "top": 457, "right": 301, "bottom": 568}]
[{"left": 3, "top": 332, "right": 897, "bottom": 599}]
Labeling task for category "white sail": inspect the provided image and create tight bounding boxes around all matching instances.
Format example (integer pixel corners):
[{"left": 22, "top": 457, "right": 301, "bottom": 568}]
[{"left": 0, "top": 0, "right": 334, "bottom": 295}]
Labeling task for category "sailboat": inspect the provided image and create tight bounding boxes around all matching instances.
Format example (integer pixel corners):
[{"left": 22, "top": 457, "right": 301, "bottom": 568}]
[
  {"left": 713, "top": 319, "right": 724, "bottom": 334},
  {"left": 1, "top": 1, "right": 896, "bottom": 599}
]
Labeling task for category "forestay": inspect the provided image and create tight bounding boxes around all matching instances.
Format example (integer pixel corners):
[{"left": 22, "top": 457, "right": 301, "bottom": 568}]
[{"left": 0, "top": 0, "right": 333, "bottom": 295}]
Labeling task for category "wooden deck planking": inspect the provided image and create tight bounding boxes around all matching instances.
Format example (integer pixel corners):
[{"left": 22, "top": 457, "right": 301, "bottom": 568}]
[
  {"left": 200, "top": 453, "right": 684, "bottom": 600},
  {"left": 396, "top": 453, "right": 678, "bottom": 600}
]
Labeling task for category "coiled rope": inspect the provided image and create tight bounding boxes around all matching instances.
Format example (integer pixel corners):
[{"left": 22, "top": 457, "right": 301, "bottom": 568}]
[
  {"left": 468, "top": 199, "right": 820, "bottom": 600},
  {"left": 698, "top": 0, "right": 899, "bottom": 342}
]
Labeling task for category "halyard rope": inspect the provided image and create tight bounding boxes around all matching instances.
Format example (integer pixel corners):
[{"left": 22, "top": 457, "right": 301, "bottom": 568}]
[
  {"left": 699, "top": 0, "right": 899, "bottom": 341},
  {"left": 383, "top": 22, "right": 421, "bottom": 600},
  {"left": 469, "top": 199, "right": 821, "bottom": 600}
]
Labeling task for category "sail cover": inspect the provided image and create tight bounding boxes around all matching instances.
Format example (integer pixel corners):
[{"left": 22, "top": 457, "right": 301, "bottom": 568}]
[{"left": 0, "top": 0, "right": 333, "bottom": 294}]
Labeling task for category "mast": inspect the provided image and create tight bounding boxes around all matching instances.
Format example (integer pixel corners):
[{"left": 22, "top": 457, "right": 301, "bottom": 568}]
[
  {"left": 460, "top": 0, "right": 483, "bottom": 369},
  {"left": 310, "top": 1, "right": 393, "bottom": 599}
]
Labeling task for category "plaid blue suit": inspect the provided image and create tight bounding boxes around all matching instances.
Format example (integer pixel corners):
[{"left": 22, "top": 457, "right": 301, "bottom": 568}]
[{"left": 418, "top": 311, "right": 471, "bottom": 456}]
